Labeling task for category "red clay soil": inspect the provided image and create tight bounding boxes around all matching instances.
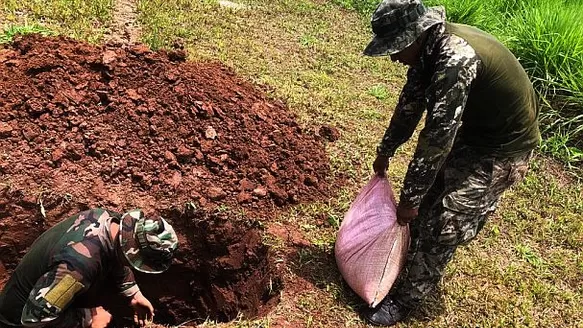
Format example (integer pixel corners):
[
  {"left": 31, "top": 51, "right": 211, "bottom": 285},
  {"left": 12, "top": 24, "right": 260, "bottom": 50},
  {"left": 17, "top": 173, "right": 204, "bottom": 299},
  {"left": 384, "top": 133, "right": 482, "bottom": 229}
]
[{"left": 0, "top": 35, "right": 337, "bottom": 325}]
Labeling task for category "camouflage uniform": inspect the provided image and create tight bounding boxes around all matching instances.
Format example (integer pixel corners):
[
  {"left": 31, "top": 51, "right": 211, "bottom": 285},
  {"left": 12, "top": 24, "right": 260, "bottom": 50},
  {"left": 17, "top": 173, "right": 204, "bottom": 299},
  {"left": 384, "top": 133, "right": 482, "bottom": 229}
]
[
  {"left": 377, "top": 23, "right": 481, "bottom": 208},
  {"left": 389, "top": 145, "right": 530, "bottom": 307},
  {"left": 0, "top": 209, "right": 139, "bottom": 327},
  {"left": 372, "top": 18, "right": 537, "bottom": 309}
]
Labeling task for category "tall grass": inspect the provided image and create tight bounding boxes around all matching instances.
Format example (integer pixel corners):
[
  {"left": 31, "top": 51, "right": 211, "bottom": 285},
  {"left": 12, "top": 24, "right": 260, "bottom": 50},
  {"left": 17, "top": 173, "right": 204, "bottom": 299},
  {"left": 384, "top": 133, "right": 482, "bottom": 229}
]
[
  {"left": 500, "top": 0, "right": 583, "bottom": 164},
  {"left": 338, "top": 0, "right": 583, "bottom": 166}
]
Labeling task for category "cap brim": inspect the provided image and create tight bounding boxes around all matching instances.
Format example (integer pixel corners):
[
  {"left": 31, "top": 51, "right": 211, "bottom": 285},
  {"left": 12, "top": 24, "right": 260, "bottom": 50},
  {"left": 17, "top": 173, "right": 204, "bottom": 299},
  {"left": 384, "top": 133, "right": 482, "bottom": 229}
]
[
  {"left": 120, "top": 210, "right": 172, "bottom": 274},
  {"left": 363, "top": 34, "right": 412, "bottom": 57},
  {"left": 363, "top": 6, "right": 446, "bottom": 57}
]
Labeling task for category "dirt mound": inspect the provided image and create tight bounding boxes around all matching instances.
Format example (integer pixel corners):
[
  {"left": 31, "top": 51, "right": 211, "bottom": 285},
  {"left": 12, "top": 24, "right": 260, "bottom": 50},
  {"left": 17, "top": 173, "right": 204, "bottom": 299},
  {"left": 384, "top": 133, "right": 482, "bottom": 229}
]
[{"left": 0, "top": 35, "right": 334, "bottom": 324}]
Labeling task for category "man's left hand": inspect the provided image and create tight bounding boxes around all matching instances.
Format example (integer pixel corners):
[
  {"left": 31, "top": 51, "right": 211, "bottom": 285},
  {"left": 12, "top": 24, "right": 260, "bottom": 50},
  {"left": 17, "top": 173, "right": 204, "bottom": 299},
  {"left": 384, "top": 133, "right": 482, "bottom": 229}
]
[
  {"left": 130, "top": 291, "right": 154, "bottom": 327},
  {"left": 396, "top": 202, "right": 418, "bottom": 226}
]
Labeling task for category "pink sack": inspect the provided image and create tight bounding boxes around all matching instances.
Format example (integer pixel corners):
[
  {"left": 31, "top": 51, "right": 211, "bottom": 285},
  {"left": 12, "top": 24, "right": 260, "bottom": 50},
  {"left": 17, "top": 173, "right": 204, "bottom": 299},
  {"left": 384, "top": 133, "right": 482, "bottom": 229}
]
[{"left": 335, "top": 175, "right": 410, "bottom": 307}]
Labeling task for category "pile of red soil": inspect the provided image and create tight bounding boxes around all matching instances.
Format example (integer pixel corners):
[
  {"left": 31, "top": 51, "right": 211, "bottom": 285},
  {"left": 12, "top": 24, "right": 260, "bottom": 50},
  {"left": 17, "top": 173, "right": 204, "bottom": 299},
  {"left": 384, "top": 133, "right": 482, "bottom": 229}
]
[{"left": 0, "top": 35, "right": 336, "bottom": 324}]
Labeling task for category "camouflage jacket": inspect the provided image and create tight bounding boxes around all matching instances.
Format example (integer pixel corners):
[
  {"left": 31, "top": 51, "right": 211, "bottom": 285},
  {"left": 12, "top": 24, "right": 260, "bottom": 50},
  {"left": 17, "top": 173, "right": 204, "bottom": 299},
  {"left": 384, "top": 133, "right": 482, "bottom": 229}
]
[
  {"left": 0, "top": 209, "right": 139, "bottom": 328},
  {"left": 377, "top": 23, "right": 479, "bottom": 207}
]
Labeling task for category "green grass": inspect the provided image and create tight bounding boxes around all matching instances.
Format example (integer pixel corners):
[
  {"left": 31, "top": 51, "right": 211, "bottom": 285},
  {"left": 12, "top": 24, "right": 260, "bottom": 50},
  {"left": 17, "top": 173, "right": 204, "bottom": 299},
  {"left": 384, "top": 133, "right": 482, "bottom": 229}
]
[
  {"left": 367, "top": 84, "right": 389, "bottom": 100},
  {"left": 0, "top": 23, "right": 54, "bottom": 43},
  {"left": 1, "top": 0, "right": 113, "bottom": 42},
  {"left": 331, "top": 0, "right": 377, "bottom": 15},
  {"left": 2, "top": 0, "right": 583, "bottom": 327}
]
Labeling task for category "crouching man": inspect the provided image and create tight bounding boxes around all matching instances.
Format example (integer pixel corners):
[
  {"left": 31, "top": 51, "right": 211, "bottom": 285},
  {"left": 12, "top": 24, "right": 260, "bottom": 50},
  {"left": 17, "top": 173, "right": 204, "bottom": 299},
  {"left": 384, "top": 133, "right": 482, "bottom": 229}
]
[{"left": 0, "top": 208, "right": 178, "bottom": 328}]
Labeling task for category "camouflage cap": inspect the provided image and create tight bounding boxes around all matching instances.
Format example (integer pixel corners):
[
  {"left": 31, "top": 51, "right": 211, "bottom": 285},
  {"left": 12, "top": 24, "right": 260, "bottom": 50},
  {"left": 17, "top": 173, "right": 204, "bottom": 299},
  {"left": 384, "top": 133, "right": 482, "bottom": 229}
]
[
  {"left": 363, "top": 0, "right": 445, "bottom": 56},
  {"left": 120, "top": 209, "right": 178, "bottom": 274}
]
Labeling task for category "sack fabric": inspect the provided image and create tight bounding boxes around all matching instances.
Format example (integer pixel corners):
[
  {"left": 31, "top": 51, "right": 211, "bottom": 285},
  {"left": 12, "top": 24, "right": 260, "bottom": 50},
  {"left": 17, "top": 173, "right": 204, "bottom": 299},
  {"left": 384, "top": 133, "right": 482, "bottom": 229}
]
[{"left": 334, "top": 176, "right": 410, "bottom": 307}]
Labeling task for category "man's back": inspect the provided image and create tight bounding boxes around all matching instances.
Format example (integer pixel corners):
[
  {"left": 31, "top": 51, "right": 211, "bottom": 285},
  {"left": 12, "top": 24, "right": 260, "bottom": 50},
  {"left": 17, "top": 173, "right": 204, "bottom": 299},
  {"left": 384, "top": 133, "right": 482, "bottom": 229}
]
[
  {"left": 0, "top": 216, "right": 75, "bottom": 326},
  {"left": 0, "top": 209, "right": 116, "bottom": 326},
  {"left": 444, "top": 22, "right": 540, "bottom": 155}
]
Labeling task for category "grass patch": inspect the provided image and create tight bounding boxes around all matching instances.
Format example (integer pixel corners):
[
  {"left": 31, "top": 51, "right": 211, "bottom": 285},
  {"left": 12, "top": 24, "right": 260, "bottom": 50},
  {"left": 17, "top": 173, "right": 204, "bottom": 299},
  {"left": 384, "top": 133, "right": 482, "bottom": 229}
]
[
  {"left": 331, "top": 0, "right": 377, "bottom": 15},
  {"left": 0, "top": 23, "right": 54, "bottom": 43},
  {"left": 1, "top": 0, "right": 113, "bottom": 42},
  {"left": 367, "top": 83, "right": 389, "bottom": 100}
]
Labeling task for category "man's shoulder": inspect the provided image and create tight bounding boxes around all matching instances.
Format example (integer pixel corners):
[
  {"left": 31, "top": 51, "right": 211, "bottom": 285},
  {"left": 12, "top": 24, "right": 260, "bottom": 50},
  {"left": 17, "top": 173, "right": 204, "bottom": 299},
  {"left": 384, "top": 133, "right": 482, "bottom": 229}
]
[
  {"left": 54, "top": 208, "right": 119, "bottom": 258},
  {"left": 72, "top": 208, "right": 122, "bottom": 224},
  {"left": 83, "top": 207, "right": 121, "bottom": 218},
  {"left": 65, "top": 208, "right": 108, "bottom": 230},
  {"left": 435, "top": 32, "right": 478, "bottom": 63},
  {"left": 444, "top": 22, "right": 499, "bottom": 41}
]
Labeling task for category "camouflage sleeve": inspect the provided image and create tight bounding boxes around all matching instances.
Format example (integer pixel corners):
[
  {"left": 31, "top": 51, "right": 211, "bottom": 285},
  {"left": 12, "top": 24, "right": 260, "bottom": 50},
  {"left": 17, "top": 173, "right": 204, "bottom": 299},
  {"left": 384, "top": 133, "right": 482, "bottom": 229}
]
[
  {"left": 105, "top": 209, "right": 140, "bottom": 298},
  {"left": 400, "top": 35, "right": 480, "bottom": 207},
  {"left": 112, "top": 263, "right": 140, "bottom": 297},
  {"left": 21, "top": 210, "right": 108, "bottom": 328},
  {"left": 21, "top": 263, "right": 92, "bottom": 328},
  {"left": 377, "top": 67, "right": 426, "bottom": 157}
]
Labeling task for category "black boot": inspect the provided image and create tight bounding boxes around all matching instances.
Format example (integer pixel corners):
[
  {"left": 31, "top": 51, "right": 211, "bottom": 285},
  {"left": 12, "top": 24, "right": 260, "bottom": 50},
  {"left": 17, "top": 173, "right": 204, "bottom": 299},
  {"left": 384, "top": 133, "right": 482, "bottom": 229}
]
[{"left": 363, "top": 297, "right": 412, "bottom": 326}]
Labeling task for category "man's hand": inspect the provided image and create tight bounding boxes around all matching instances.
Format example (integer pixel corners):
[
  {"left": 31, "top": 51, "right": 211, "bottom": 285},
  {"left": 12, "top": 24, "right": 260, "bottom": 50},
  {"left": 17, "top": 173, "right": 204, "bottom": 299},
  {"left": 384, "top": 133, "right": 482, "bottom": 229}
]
[
  {"left": 396, "top": 202, "right": 418, "bottom": 226},
  {"left": 373, "top": 155, "right": 390, "bottom": 176},
  {"left": 130, "top": 291, "right": 154, "bottom": 327},
  {"left": 90, "top": 307, "right": 112, "bottom": 328}
]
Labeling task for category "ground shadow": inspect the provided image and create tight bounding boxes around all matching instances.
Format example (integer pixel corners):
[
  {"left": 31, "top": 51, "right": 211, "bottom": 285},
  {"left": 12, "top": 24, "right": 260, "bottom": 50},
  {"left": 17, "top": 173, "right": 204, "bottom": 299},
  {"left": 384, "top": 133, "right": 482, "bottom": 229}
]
[
  {"left": 406, "top": 286, "right": 448, "bottom": 324},
  {"left": 287, "top": 243, "right": 448, "bottom": 324},
  {"left": 287, "top": 243, "right": 367, "bottom": 312}
]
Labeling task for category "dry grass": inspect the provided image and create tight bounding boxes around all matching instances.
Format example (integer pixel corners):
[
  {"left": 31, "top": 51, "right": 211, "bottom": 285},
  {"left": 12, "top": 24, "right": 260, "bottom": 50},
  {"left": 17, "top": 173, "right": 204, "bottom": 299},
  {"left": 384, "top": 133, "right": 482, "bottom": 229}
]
[{"left": 1, "top": 0, "right": 112, "bottom": 42}]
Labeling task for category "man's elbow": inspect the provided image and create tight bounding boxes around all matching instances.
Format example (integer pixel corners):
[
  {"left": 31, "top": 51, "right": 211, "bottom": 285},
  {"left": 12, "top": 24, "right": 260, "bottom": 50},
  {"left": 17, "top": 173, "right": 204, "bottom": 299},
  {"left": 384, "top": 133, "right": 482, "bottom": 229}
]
[
  {"left": 21, "top": 316, "right": 49, "bottom": 328},
  {"left": 21, "top": 303, "right": 59, "bottom": 328}
]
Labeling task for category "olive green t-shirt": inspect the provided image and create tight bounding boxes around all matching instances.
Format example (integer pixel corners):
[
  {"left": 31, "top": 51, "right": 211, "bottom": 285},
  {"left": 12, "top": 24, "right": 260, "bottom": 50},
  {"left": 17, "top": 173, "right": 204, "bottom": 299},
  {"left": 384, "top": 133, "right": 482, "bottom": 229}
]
[{"left": 446, "top": 22, "right": 541, "bottom": 155}]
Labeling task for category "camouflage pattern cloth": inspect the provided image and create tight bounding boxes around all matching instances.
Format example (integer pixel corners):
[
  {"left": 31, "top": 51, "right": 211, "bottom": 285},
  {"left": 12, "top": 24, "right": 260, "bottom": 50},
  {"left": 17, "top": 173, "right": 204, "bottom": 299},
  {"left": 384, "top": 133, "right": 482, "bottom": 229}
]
[
  {"left": 389, "top": 145, "right": 531, "bottom": 308},
  {"left": 0, "top": 209, "right": 139, "bottom": 328},
  {"left": 364, "top": 0, "right": 445, "bottom": 56},
  {"left": 377, "top": 22, "right": 480, "bottom": 207}
]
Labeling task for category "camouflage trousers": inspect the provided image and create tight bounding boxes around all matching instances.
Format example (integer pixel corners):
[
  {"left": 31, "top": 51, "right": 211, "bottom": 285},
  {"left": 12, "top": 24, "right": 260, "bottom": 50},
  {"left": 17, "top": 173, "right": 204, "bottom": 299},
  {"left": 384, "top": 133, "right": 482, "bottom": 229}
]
[{"left": 390, "top": 145, "right": 531, "bottom": 308}]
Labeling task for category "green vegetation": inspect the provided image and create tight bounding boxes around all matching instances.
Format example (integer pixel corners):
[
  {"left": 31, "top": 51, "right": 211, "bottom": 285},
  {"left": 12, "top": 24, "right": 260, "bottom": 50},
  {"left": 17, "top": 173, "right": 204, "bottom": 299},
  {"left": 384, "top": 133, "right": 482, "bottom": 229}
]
[
  {"left": 1, "top": 0, "right": 113, "bottom": 42},
  {"left": 368, "top": 84, "right": 389, "bottom": 100},
  {"left": 2, "top": 0, "right": 582, "bottom": 327},
  {"left": 0, "top": 24, "right": 53, "bottom": 43}
]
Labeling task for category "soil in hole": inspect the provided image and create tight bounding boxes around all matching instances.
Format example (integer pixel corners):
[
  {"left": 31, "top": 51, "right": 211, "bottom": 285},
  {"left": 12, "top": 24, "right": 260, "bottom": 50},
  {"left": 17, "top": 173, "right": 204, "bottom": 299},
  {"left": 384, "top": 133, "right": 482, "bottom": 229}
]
[
  {"left": 0, "top": 34, "right": 340, "bottom": 324},
  {"left": 135, "top": 206, "right": 281, "bottom": 325}
]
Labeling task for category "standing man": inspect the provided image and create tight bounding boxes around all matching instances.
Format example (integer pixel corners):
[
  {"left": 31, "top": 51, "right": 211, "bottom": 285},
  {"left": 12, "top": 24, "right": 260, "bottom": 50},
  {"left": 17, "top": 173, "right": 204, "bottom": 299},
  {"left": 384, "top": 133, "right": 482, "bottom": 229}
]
[
  {"left": 0, "top": 208, "right": 179, "bottom": 328},
  {"left": 363, "top": 0, "right": 540, "bottom": 326}
]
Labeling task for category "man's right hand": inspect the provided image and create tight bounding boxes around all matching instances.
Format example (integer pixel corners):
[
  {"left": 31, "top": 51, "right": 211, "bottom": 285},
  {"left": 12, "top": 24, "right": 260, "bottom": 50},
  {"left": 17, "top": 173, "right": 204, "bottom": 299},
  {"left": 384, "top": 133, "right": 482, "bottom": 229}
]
[
  {"left": 373, "top": 155, "right": 390, "bottom": 176},
  {"left": 90, "top": 307, "right": 112, "bottom": 328}
]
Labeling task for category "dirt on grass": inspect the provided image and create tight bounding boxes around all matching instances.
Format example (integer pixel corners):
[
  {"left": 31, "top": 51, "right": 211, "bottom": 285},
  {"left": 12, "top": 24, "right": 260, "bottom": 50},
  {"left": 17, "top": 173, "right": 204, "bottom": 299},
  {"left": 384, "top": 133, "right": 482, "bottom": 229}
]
[{"left": 0, "top": 34, "right": 338, "bottom": 325}]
